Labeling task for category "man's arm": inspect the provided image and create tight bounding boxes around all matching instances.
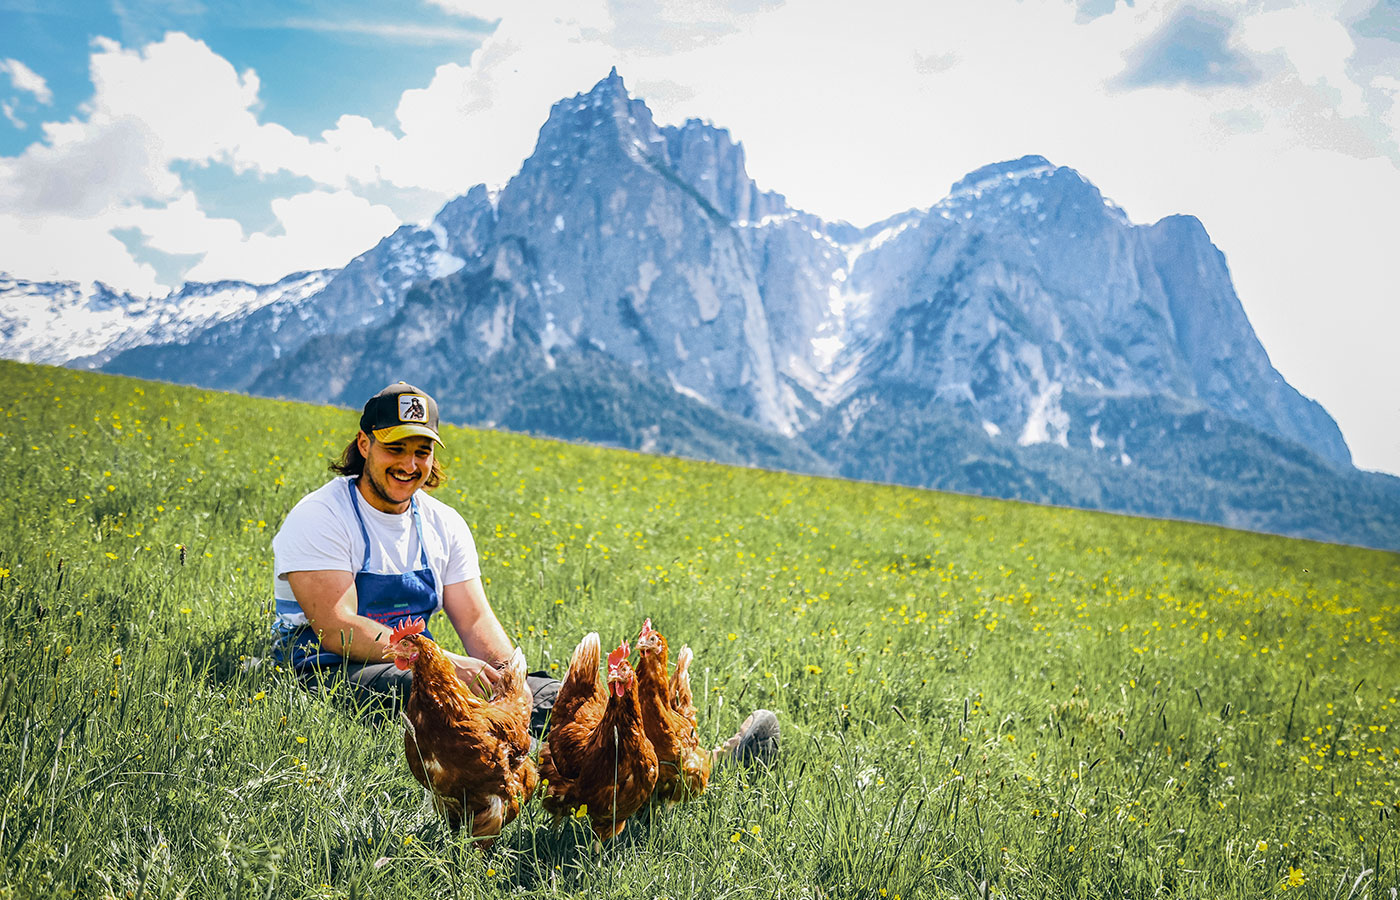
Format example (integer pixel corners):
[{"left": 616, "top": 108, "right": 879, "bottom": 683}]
[
  {"left": 288, "top": 570, "right": 516, "bottom": 694},
  {"left": 285, "top": 570, "right": 394, "bottom": 662},
  {"left": 441, "top": 576, "right": 516, "bottom": 681}
]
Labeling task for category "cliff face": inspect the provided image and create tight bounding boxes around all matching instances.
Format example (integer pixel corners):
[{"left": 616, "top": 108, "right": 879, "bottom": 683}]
[{"left": 1144, "top": 214, "right": 1349, "bottom": 465}]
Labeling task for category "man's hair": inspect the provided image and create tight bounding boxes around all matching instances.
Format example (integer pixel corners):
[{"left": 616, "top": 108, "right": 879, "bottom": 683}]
[{"left": 331, "top": 432, "right": 446, "bottom": 490}]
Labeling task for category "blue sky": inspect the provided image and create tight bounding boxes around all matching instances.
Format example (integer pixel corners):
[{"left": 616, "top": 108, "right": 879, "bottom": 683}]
[
  {"left": 0, "top": 1, "right": 493, "bottom": 152},
  {"left": 0, "top": 0, "right": 494, "bottom": 282},
  {"left": 1, "top": 0, "right": 1398, "bottom": 475}
]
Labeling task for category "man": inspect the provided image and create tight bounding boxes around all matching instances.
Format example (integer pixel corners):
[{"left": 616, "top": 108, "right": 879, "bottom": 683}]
[
  {"left": 271, "top": 381, "right": 559, "bottom": 731},
  {"left": 272, "top": 381, "right": 778, "bottom": 761}
]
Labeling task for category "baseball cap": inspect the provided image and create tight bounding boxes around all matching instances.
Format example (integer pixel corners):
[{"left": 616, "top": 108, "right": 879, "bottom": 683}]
[{"left": 360, "top": 382, "right": 444, "bottom": 447}]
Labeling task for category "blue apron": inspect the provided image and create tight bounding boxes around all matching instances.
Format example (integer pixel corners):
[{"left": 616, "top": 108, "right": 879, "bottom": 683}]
[{"left": 276, "top": 478, "right": 442, "bottom": 669}]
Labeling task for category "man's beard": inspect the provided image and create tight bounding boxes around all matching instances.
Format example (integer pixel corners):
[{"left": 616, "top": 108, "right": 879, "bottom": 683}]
[{"left": 363, "top": 468, "right": 416, "bottom": 509}]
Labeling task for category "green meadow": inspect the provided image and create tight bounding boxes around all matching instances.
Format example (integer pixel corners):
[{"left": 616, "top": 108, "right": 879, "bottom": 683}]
[{"left": 1, "top": 358, "right": 1397, "bottom": 899}]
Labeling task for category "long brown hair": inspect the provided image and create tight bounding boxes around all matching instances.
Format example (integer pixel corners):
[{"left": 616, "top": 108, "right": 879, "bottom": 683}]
[{"left": 330, "top": 432, "right": 446, "bottom": 490}]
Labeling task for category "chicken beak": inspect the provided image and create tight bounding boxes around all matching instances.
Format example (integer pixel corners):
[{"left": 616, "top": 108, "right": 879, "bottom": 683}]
[
  {"left": 607, "top": 661, "right": 630, "bottom": 697},
  {"left": 385, "top": 639, "right": 418, "bottom": 671}
]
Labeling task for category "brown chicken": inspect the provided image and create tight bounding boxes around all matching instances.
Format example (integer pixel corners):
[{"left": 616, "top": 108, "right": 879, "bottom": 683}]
[
  {"left": 386, "top": 617, "right": 538, "bottom": 847},
  {"left": 539, "top": 632, "right": 657, "bottom": 841},
  {"left": 634, "top": 618, "right": 711, "bottom": 804}
]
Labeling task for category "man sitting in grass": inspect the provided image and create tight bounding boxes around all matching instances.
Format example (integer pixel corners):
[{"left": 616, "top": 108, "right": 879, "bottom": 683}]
[
  {"left": 268, "top": 380, "right": 778, "bottom": 762},
  {"left": 269, "top": 381, "right": 560, "bottom": 732}
]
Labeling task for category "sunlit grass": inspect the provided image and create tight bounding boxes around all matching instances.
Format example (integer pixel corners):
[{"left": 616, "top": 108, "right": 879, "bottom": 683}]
[{"left": 0, "top": 358, "right": 1397, "bottom": 898}]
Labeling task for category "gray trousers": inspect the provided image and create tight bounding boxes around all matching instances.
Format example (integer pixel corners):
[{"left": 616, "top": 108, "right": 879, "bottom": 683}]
[{"left": 298, "top": 662, "right": 561, "bottom": 736}]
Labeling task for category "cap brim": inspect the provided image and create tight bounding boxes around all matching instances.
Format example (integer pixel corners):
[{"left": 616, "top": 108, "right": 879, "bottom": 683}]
[{"left": 372, "top": 424, "right": 444, "bottom": 447}]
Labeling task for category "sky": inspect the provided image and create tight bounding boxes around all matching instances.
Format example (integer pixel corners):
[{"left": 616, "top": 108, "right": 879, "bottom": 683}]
[{"left": 1, "top": 0, "right": 1397, "bottom": 476}]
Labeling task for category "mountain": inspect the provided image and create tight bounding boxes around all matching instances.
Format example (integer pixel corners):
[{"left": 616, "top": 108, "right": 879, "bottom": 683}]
[
  {"left": 251, "top": 248, "right": 829, "bottom": 472},
  {"left": 0, "top": 270, "right": 333, "bottom": 368},
  {"left": 5, "top": 71, "right": 1395, "bottom": 549},
  {"left": 96, "top": 223, "right": 465, "bottom": 393},
  {"left": 830, "top": 156, "right": 1350, "bottom": 467}
]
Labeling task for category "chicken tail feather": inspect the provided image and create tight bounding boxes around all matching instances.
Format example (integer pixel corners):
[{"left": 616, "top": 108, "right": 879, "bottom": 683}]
[
  {"left": 496, "top": 646, "right": 528, "bottom": 691},
  {"left": 471, "top": 795, "right": 507, "bottom": 842},
  {"left": 568, "top": 632, "right": 601, "bottom": 688},
  {"left": 670, "top": 645, "right": 695, "bottom": 714}
]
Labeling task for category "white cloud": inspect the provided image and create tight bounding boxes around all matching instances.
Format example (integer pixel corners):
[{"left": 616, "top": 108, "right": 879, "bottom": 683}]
[
  {"left": 0, "top": 213, "right": 163, "bottom": 295},
  {"left": 422, "top": 0, "right": 512, "bottom": 22},
  {"left": 182, "top": 190, "right": 399, "bottom": 283},
  {"left": 84, "top": 34, "right": 263, "bottom": 163},
  {"left": 0, "top": 58, "right": 54, "bottom": 104},
  {"left": 278, "top": 18, "right": 492, "bottom": 43},
  {"left": 0, "top": 32, "right": 416, "bottom": 294},
  {"left": 0, "top": 116, "right": 179, "bottom": 217},
  {"left": 123, "top": 192, "right": 245, "bottom": 257},
  {"left": 1378, "top": 76, "right": 1400, "bottom": 139},
  {"left": 368, "top": 2, "right": 617, "bottom": 193},
  {"left": 76, "top": 34, "right": 350, "bottom": 185},
  {"left": 1239, "top": 6, "right": 1363, "bottom": 114}
]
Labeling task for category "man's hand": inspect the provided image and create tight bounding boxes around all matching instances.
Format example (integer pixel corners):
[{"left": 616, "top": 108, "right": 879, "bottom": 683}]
[
  {"left": 440, "top": 578, "right": 514, "bottom": 677},
  {"left": 442, "top": 650, "right": 536, "bottom": 703},
  {"left": 443, "top": 651, "right": 503, "bottom": 697}
]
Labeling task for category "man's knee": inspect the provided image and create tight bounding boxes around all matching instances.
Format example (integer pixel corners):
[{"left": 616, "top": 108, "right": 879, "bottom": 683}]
[
  {"left": 527, "top": 672, "right": 561, "bottom": 735},
  {"left": 297, "top": 662, "right": 411, "bottom": 709},
  {"left": 348, "top": 662, "right": 411, "bottom": 694}
]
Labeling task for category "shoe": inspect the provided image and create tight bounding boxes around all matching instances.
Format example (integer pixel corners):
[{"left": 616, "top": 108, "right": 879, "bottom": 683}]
[{"left": 716, "top": 709, "right": 779, "bottom": 768}]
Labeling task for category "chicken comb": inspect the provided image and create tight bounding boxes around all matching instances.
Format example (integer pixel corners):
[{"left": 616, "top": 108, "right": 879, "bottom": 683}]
[
  {"left": 390, "top": 617, "right": 426, "bottom": 644},
  {"left": 607, "top": 640, "right": 630, "bottom": 670},
  {"left": 639, "top": 618, "right": 655, "bottom": 639}
]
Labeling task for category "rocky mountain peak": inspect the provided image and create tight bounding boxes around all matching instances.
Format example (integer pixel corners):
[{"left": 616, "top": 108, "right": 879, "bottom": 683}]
[
  {"left": 942, "top": 155, "right": 1125, "bottom": 228},
  {"left": 432, "top": 184, "right": 497, "bottom": 262},
  {"left": 948, "top": 155, "right": 1058, "bottom": 198},
  {"left": 1143, "top": 212, "right": 1351, "bottom": 466},
  {"left": 660, "top": 118, "right": 788, "bottom": 224},
  {"left": 1148, "top": 213, "right": 1209, "bottom": 248},
  {"left": 524, "top": 70, "right": 667, "bottom": 177}
]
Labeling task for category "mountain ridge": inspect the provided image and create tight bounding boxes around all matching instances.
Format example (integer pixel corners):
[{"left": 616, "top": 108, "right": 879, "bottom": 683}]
[{"left": 2, "top": 70, "right": 1391, "bottom": 548}]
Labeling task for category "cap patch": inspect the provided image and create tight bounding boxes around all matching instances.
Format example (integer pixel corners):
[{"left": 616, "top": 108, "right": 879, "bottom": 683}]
[
  {"left": 398, "top": 394, "right": 429, "bottom": 423},
  {"left": 361, "top": 383, "right": 442, "bottom": 447}
]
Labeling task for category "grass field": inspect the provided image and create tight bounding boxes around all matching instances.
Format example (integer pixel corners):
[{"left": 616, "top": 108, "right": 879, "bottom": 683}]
[{"left": 1, "top": 358, "right": 1398, "bottom": 899}]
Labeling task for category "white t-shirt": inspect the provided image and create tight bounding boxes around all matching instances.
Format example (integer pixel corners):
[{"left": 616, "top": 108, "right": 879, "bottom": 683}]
[{"left": 271, "top": 476, "right": 481, "bottom": 627}]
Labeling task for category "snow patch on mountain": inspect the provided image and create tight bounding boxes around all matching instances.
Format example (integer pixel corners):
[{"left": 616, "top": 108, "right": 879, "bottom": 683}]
[
  {"left": 479, "top": 303, "right": 509, "bottom": 354},
  {"left": 682, "top": 265, "right": 722, "bottom": 322},
  {"left": 0, "top": 270, "right": 333, "bottom": 366},
  {"left": 737, "top": 212, "right": 798, "bottom": 228},
  {"left": 1018, "top": 382, "right": 1070, "bottom": 448},
  {"left": 668, "top": 373, "right": 710, "bottom": 405},
  {"left": 426, "top": 223, "right": 466, "bottom": 279}
]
